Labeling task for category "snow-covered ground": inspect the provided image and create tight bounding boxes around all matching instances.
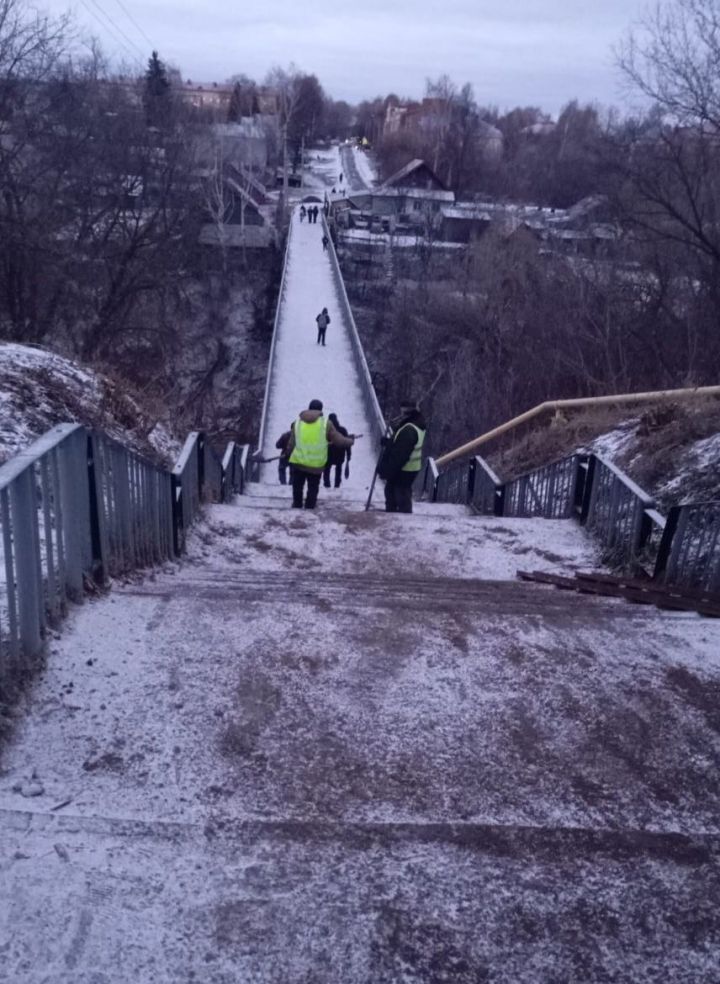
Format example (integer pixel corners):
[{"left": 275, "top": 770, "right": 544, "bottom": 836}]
[
  {"left": 1, "top": 492, "right": 719, "bottom": 982},
  {"left": 351, "top": 145, "right": 378, "bottom": 188},
  {"left": 341, "top": 228, "right": 464, "bottom": 249},
  {"left": 339, "top": 143, "right": 378, "bottom": 192},
  {"left": 582, "top": 414, "right": 720, "bottom": 505},
  {"left": 0, "top": 343, "right": 177, "bottom": 466},
  {"left": 261, "top": 208, "right": 377, "bottom": 490},
  {"left": 186, "top": 496, "right": 602, "bottom": 580}
]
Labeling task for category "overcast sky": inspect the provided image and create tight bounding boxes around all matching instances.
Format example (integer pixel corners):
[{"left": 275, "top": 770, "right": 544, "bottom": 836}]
[{"left": 50, "top": 0, "right": 651, "bottom": 115}]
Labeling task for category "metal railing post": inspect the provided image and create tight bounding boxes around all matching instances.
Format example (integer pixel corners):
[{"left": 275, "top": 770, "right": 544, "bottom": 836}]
[
  {"left": 198, "top": 432, "right": 206, "bottom": 500},
  {"left": 86, "top": 433, "right": 107, "bottom": 585},
  {"left": 171, "top": 473, "right": 183, "bottom": 557},
  {"left": 579, "top": 455, "right": 597, "bottom": 525},
  {"left": 10, "top": 471, "right": 43, "bottom": 659},
  {"left": 467, "top": 458, "right": 476, "bottom": 504}
]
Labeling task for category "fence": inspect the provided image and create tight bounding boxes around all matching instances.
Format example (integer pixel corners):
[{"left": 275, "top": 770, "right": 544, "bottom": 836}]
[
  {"left": 582, "top": 455, "right": 665, "bottom": 568},
  {"left": 93, "top": 431, "right": 174, "bottom": 578},
  {"left": 322, "top": 213, "right": 387, "bottom": 449},
  {"left": 256, "top": 221, "right": 293, "bottom": 467},
  {"left": 655, "top": 501, "right": 720, "bottom": 592},
  {"left": 1, "top": 425, "right": 248, "bottom": 664},
  {"left": 424, "top": 450, "right": 718, "bottom": 590},
  {"left": 502, "top": 455, "right": 580, "bottom": 520},
  {"left": 170, "top": 431, "right": 240, "bottom": 554},
  {"left": 222, "top": 442, "right": 250, "bottom": 498}
]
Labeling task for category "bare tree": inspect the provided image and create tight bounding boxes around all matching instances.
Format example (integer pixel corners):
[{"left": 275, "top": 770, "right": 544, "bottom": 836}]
[
  {"left": 618, "top": 0, "right": 720, "bottom": 128},
  {"left": 203, "top": 136, "right": 234, "bottom": 273}
]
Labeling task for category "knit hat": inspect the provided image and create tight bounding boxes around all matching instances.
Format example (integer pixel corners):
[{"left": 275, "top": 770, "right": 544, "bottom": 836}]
[{"left": 308, "top": 399, "right": 323, "bottom": 411}]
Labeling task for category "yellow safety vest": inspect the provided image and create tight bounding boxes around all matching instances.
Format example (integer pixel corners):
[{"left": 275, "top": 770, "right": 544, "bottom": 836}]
[
  {"left": 289, "top": 416, "right": 328, "bottom": 469},
  {"left": 398, "top": 423, "right": 426, "bottom": 472}
]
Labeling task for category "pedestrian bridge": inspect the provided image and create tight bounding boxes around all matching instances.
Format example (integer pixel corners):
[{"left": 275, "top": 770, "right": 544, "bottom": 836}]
[{"left": 258, "top": 208, "right": 383, "bottom": 495}]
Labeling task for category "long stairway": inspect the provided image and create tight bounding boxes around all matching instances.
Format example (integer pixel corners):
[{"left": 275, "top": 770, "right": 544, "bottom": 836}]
[
  {"left": 2, "top": 209, "right": 720, "bottom": 982},
  {"left": 2, "top": 490, "right": 720, "bottom": 982}
]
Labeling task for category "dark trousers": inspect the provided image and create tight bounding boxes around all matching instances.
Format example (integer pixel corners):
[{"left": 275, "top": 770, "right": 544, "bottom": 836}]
[
  {"left": 317, "top": 326, "right": 326, "bottom": 345},
  {"left": 384, "top": 472, "right": 417, "bottom": 513},
  {"left": 278, "top": 458, "right": 292, "bottom": 485},
  {"left": 292, "top": 469, "right": 321, "bottom": 509},
  {"left": 323, "top": 462, "right": 342, "bottom": 488}
]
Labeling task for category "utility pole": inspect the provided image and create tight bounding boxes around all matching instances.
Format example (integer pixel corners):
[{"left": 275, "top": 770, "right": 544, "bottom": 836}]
[{"left": 300, "top": 135, "right": 304, "bottom": 192}]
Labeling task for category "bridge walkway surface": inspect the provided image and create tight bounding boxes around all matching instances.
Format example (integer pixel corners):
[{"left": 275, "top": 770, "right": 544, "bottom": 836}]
[
  {"left": 260, "top": 208, "right": 377, "bottom": 494},
  {"left": 1, "top": 216, "right": 720, "bottom": 981}
]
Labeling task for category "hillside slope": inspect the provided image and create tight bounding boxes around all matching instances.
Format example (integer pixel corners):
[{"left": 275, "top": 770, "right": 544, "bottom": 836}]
[
  {"left": 0, "top": 344, "right": 178, "bottom": 467},
  {"left": 490, "top": 399, "right": 720, "bottom": 509}
]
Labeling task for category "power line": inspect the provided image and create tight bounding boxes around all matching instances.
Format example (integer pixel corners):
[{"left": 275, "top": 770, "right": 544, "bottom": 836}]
[
  {"left": 85, "top": 0, "right": 147, "bottom": 61},
  {"left": 78, "top": 0, "right": 141, "bottom": 65},
  {"left": 88, "top": 0, "right": 146, "bottom": 58},
  {"left": 111, "top": 0, "right": 154, "bottom": 50}
]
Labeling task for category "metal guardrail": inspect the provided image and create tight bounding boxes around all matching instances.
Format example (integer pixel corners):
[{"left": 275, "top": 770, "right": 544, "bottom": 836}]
[
  {"left": 322, "top": 213, "right": 387, "bottom": 448},
  {"left": 222, "top": 442, "right": 249, "bottom": 498},
  {"left": 655, "top": 501, "right": 720, "bottom": 592},
  {"left": 503, "top": 455, "right": 580, "bottom": 520},
  {"left": 470, "top": 455, "right": 504, "bottom": 516},
  {"left": 582, "top": 455, "right": 663, "bottom": 567},
  {"left": 434, "top": 458, "right": 472, "bottom": 504},
  {"left": 426, "top": 450, "right": 716, "bottom": 590},
  {"left": 256, "top": 218, "right": 294, "bottom": 465},
  {"left": 0, "top": 425, "right": 93, "bottom": 661},
  {"left": 1, "top": 425, "right": 248, "bottom": 665},
  {"left": 93, "top": 431, "right": 174, "bottom": 577}
]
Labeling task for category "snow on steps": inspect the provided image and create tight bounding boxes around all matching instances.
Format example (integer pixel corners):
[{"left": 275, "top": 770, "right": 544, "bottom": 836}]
[
  {"left": 1, "top": 485, "right": 719, "bottom": 981},
  {"left": 185, "top": 490, "right": 602, "bottom": 582}
]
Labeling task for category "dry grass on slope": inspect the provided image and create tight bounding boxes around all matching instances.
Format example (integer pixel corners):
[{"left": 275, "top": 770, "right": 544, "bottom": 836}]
[{"left": 486, "top": 397, "right": 720, "bottom": 510}]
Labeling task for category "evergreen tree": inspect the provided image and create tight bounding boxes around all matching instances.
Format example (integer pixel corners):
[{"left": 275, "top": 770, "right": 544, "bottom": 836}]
[{"left": 143, "top": 50, "right": 170, "bottom": 127}]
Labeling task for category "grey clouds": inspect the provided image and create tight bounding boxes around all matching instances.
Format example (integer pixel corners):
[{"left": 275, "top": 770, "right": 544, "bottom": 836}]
[{"left": 56, "top": 0, "right": 650, "bottom": 113}]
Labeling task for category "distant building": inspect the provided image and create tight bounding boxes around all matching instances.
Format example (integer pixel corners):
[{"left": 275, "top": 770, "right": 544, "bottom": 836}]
[
  {"left": 210, "top": 120, "right": 271, "bottom": 170},
  {"left": 439, "top": 204, "right": 492, "bottom": 243},
  {"left": 382, "top": 158, "right": 448, "bottom": 192},
  {"left": 180, "top": 81, "right": 234, "bottom": 114}
]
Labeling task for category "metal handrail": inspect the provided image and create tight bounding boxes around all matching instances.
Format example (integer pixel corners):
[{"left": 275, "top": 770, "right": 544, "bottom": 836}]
[
  {"left": 322, "top": 212, "right": 386, "bottom": 447},
  {"left": 655, "top": 500, "right": 720, "bottom": 591},
  {"left": 256, "top": 217, "right": 294, "bottom": 460},
  {"left": 435, "top": 386, "right": 720, "bottom": 467},
  {"left": 428, "top": 449, "right": 716, "bottom": 588},
  {"left": 1, "top": 425, "right": 249, "bottom": 666},
  {"left": 0, "top": 424, "right": 91, "bottom": 661}
]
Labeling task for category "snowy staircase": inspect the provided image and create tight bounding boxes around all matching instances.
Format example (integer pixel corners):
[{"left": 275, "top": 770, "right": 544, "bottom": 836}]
[{"left": 2, "top": 472, "right": 720, "bottom": 981}]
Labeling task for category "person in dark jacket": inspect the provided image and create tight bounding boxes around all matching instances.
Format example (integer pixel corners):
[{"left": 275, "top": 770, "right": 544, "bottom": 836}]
[
  {"left": 323, "top": 413, "right": 351, "bottom": 488},
  {"left": 378, "top": 400, "right": 427, "bottom": 513},
  {"left": 275, "top": 428, "right": 293, "bottom": 485},
  {"left": 316, "top": 307, "right": 330, "bottom": 345}
]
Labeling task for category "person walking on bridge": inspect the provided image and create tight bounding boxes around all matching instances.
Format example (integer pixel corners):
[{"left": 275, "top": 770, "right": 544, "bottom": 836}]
[
  {"left": 323, "top": 413, "right": 352, "bottom": 489},
  {"left": 316, "top": 307, "right": 330, "bottom": 345},
  {"left": 287, "top": 399, "right": 355, "bottom": 509},
  {"left": 378, "top": 399, "right": 427, "bottom": 514}
]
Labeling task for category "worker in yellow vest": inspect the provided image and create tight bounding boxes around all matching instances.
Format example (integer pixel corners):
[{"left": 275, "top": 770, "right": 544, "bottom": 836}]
[
  {"left": 287, "top": 399, "right": 355, "bottom": 509},
  {"left": 377, "top": 399, "right": 427, "bottom": 513}
]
